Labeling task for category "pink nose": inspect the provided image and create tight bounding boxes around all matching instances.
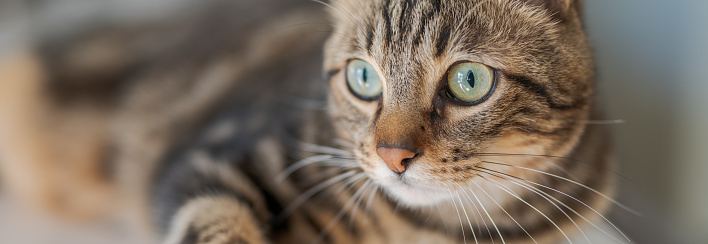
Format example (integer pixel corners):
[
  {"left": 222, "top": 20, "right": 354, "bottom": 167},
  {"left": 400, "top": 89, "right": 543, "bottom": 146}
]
[{"left": 376, "top": 147, "right": 416, "bottom": 173}]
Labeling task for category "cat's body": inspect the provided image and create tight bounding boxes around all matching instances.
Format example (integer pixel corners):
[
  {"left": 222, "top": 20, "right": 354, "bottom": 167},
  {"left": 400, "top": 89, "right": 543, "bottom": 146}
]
[{"left": 0, "top": 0, "right": 623, "bottom": 243}]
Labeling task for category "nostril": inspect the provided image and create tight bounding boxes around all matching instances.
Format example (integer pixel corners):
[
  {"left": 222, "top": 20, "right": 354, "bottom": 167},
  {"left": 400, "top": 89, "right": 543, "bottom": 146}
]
[
  {"left": 401, "top": 157, "right": 414, "bottom": 168},
  {"left": 376, "top": 147, "right": 417, "bottom": 173}
]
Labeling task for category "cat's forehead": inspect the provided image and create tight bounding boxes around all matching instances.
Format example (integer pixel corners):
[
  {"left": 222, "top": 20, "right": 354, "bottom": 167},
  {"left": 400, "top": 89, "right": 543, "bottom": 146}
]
[{"left": 333, "top": 0, "right": 559, "bottom": 69}]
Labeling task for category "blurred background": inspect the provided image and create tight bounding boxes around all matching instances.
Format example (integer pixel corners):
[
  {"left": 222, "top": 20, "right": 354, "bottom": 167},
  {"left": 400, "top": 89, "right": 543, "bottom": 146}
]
[
  {"left": 585, "top": 0, "right": 708, "bottom": 243},
  {"left": 0, "top": 0, "right": 706, "bottom": 243}
]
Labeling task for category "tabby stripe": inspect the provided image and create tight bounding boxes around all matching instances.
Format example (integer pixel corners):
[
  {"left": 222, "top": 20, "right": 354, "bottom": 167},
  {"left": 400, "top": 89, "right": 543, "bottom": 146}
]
[
  {"left": 372, "top": 105, "right": 383, "bottom": 126},
  {"left": 381, "top": 0, "right": 393, "bottom": 47},
  {"left": 194, "top": 220, "right": 231, "bottom": 243},
  {"left": 412, "top": 11, "right": 426, "bottom": 47},
  {"left": 478, "top": 119, "right": 507, "bottom": 138},
  {"left": 506, "top": 106, "right": 566, "bottom": 136},
  {"left": 179, "top": 225, "right": 199, "bottom": 244},
  {"left": 239, "top": 157, "right": 289, "bottom": 230},
  {"left": 365, "top": 22, "right": 376, "bottom": 53},
  {"left": 435, "top": 22, "right": 452, "bottom": 57},
  {"left": 431, "top": 0, "right": 442, "bottom": 12},
  {"left": 302, "top": 214, "right": 330, "bottom": 243},
  {"left": 415, "top": 0, "right": 442, "bottom": 48},
  {"left": 508, "top": 74, "right": 581, "bottom": 110},
  {"left": 154, "top": 152, "right": 266, "bottom": 231},
  {"left": 513, "top": 120, "right": 575, "bottom": 138},
  {"left": 397, "top": 0, "right": 413, "bottom": 42}
]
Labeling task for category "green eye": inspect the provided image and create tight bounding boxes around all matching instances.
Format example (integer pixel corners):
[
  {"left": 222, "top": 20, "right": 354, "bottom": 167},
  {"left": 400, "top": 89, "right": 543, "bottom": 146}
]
[
  {"left": 346, "top": 59, "right": 382, "bottom": 100},
  {"left": 446, "top": 62, "right": 495, "bottom": 104}
]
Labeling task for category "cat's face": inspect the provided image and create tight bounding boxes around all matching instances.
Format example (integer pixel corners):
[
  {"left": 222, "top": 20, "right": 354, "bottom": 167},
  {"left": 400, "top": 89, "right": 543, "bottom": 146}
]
[{"left": 324, "top": 0, "right": 593, "bottom": 207}]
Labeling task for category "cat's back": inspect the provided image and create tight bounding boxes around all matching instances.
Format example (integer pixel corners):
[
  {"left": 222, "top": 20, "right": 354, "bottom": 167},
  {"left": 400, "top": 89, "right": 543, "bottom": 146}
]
[{"left": 0, "top": 0, "right": 329, "bottom": 222}]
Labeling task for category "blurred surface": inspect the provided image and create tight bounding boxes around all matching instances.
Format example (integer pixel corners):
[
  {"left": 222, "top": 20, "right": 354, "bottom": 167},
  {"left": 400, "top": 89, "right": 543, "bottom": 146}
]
[
  {"left": 0, "top": 196, "right": 151, "bottom": 244},
  {"left": 0, "top": 0, "right": 706, "bottom": 243}
]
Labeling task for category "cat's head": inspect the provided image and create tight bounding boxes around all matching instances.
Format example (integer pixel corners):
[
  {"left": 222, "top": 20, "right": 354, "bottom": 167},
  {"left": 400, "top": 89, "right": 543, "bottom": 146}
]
[{"left": 323, "top": 0, "right": 593, "bottom": 207}]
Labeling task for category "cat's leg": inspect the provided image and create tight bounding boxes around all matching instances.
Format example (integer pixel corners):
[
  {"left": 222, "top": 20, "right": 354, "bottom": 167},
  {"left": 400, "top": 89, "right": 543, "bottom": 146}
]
[
  {"left": 155, "top": 151, "right": 271, "bottom": 244},
  {"left": 163, "top": 196, "right": 265, "bottom": 244}
]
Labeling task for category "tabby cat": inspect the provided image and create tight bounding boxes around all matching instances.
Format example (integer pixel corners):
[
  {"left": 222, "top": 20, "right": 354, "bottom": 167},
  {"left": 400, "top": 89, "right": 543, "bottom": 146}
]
[{"left": 0, "top": 0, "right": 629, "bottom": 243}]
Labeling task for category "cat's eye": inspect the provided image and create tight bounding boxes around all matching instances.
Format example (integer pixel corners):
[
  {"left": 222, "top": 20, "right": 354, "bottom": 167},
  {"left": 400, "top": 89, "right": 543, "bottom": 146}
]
[
  {"left": 346, "top": 59, "right": 383, "bottom": 100},
  {"left": 446, "top": 62, "right": 495, "bottom": 104}
]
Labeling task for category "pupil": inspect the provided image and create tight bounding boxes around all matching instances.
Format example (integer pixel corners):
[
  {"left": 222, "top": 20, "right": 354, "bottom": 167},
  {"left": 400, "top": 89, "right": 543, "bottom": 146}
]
[
  {"left": 466, "top": 71, "right": 475, "bottom": 88},
  {"left": 361, "top": 68, "right": 368, "bottom": 83}
]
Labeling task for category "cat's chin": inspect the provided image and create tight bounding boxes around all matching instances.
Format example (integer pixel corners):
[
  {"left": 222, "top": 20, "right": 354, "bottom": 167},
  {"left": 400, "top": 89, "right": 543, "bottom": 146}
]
[{"left": 383, "top": 182, "right": 451, "bottom": 207}]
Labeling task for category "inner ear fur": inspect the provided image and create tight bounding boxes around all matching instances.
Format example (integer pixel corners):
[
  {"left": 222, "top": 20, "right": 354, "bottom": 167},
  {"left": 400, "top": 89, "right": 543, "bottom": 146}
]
[{"left": 520, "top": 0, "right": 583, "bottom": 21}]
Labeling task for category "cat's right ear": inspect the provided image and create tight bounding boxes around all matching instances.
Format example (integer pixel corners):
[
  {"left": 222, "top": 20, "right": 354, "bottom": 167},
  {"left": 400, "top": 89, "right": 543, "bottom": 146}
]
[{"left": 520, "top": 0, "right": 583, "bottom": 21}]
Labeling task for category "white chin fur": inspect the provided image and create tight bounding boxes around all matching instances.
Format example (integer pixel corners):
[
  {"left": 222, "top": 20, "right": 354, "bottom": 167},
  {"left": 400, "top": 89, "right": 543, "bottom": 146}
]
[{"left": 383, "top": 182, "right": 451, "bottom": 207}]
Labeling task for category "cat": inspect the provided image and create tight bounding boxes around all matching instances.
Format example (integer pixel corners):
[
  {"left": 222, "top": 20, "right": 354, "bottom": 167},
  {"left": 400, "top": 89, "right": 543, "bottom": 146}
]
[{"left": 0, "top": 0, "right": 629, "bottom": 243}]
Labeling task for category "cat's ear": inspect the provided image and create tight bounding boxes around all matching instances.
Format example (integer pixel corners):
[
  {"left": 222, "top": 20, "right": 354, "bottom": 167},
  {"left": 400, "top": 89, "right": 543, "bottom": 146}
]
[{"left": 520, "top": 0, "right": 583, "bottom": 21}]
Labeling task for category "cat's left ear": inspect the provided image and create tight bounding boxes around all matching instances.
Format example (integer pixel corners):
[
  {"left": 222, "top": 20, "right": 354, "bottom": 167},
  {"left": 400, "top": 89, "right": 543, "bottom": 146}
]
[{"left": 520, "top": 0, "right": 583, "bottom": 21}]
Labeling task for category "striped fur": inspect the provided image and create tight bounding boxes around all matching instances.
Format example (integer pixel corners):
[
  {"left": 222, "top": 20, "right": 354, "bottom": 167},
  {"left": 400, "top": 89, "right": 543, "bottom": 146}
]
[{"left": 0, "top": 0, "right": 621, "bottom": 243}]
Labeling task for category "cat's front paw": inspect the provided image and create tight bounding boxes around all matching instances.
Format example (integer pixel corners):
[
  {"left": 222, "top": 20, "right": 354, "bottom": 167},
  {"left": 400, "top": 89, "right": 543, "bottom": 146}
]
[
  {"left": 164, "top": 197, "right": 266, "bottom": 244},
  {"left": 179, "top": 223, "right": 263, "bottom": 244}
]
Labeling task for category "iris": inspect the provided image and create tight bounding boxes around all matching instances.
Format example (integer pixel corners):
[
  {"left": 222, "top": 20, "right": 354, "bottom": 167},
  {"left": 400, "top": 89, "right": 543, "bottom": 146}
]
[
  {"left": 346, "top": 59, "right": 382, "bottom": 100},
  {"left": 447, "top": 62, "right": 494, "bottom": 103}
]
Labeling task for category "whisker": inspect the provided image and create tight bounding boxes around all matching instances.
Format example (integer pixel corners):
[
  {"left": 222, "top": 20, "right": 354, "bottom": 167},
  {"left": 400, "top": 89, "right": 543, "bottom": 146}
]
[
  {"left": 477, "top": 153, "right": 588, "bottom": 164},
  {"left": 436, "top": 204, "right": 451, "bottom": 237},
  {"left": 300, "top": 143, "right": 353, "bottom": 156},
  {"left": 314, "top": 178, "right": 372, "bottom": 244},
  {"left": 474, "top": 167, "right": 589, "bottom": 244},
  {"left": 477, "top": 173, "right": 574, "bottom": 244},
  {"left": 477, "top": 165, "right": 631, "bottom": 243},
  {"left": 301, "top": 166, "right": 358, "bottom": 186},
  {"left": 576, "top": 119, "right": 626, "bottom": 125},
  {"left": 364, "top": 184, "right": 378, "bottom": 212},
  {"left": 333, "top": 138, "right": 356, "bottom": 149},
  {"left": 323, "top": 31, "right": 360, "bottom": 44},
  {"left": 459, "top": 183, "right": 505, "bottom": 244},
  {"left": 283, "top": 135, "right": 353, "bottom": 156},
  {"left": 277, "top": 155, "right": 356, "bottom": 182},
  {"left": 323, "top": 43, "right": 363, "bottom": 51},
  {"left": 311, "top": 0, "right": 367, "bottom": 40},
  {"left": 424, "top": 205, "right": 434, "bottom": 224},
  {"left": 322, "top": 0, "right": 368, "bottom": 36},
  {"left": 349, "top": 180, "right": 374, "bottom": 227},
  {"left": 279, "top": 171, "right": 362, "bottom": 221},
  {"left": 481, "top": 161, "right": 641, "bottom": 216},
  {"left": 468, "top": 191, "right": 483, "bottom": 237},
  {"left": 544, "top": 159, "right": 581, "bottom": 181},
  {"left": 468, "top": 180, "right": 538, "bottom": 244},
  {"left": 458, "top": 184, "right": 493, "bottom": 242},
  {"left": 447, "top": 189, "right": 468, "bottom": 244},
  {"left": 476, "top": 153, "right": 637, "bottom": 185},
  {"left": 341, "top": 172, "right": 368, "bottom": 191},
  {"left": 455, "top": 191, "right": 478, "bottom": 244}
]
